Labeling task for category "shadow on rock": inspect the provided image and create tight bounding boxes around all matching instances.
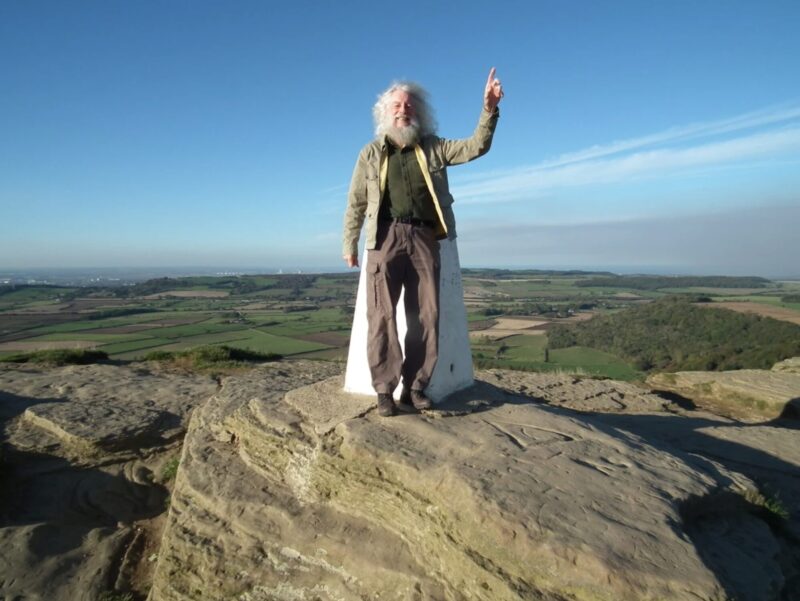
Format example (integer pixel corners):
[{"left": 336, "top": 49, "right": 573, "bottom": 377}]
[
  {"left": 775, "top": 396, "right": 800, "bottom": 427},
  {"left": 1, "top": 448, "right": 168, "bottom": 533},
  {"left": 0, "top": 390, "right": 67, "bottom": 423},
  {"left": 438, "top": 378, "right": 800, "bottom": 601}
]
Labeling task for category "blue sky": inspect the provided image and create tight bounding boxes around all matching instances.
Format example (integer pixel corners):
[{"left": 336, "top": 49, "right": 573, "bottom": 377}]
[{"left": 2, "top": 0, "right": 799, "bottom": 276}]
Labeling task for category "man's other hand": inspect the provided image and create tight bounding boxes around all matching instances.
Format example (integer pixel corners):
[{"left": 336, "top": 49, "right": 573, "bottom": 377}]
[
  {"left": 343, "top": 254, "right": 359, "bottom": 268},
  {"left": 484, "top": 67, "right": 504, "bottom": 113}
]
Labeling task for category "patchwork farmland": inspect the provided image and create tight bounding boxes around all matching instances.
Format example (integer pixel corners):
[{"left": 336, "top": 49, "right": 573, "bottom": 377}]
[{"left": 2, "top": 270, "right": 799, "bottom": 380}]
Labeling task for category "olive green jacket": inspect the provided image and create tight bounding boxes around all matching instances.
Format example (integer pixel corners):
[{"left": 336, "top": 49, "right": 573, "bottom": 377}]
[{"left": 342, "top": 107, "right": 499, "bottom": 257}]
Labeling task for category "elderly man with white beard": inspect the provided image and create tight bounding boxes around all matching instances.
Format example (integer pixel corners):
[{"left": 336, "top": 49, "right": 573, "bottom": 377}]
[{"left": 343, "top": 68, "right": 504, "bottom": 416}]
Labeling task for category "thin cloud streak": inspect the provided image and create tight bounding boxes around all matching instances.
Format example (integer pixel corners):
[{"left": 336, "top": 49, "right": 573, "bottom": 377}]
[
  {"left": 453, "top": 125, "right": 800, "bottom": 204},
  {"left": 535, "top": 102, "right": 800, "bottom": 170},
  {"left": 461, "top": 129, "right": 800, "bottom": 201}
]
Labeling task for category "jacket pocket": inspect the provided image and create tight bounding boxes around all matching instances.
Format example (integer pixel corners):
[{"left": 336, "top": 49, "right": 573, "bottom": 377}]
[
  {"left": 427, "top": 154, "right": 445, "bottom": 172},
  {"left": 365, "top": 173, "right": 380, "bottom": 201}
]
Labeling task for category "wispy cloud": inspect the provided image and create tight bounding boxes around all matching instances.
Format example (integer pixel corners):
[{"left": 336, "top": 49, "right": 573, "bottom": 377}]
[
  {"left": 452, "top": 103, "right": 800, "bottom": 204},
  {"left": 320, "top": 182, "right": 350, "bottom": 195}
]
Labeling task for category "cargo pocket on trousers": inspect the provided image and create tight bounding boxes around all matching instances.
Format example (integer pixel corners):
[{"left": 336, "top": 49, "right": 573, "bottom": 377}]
[{"left": 368, "top": 259, "right": 383, "bottom": 312}]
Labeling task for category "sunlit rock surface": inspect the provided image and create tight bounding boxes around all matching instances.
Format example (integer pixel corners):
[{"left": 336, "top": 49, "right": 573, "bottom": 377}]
[
  {"left": 150, "top": 366, "right": 800, "bottom": 601},
  {"left": 647, "top": 358, "right": 800, "bottom": 419}
]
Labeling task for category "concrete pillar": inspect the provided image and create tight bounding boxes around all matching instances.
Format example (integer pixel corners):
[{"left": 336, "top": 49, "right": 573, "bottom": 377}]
[{"left": 343, "top": 238, "right": 474, "bottom": 402}]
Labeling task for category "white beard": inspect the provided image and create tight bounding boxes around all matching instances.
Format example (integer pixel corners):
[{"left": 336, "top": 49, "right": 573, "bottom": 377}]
[{"left": 387, "top": 123, "right": 420, "bottom": 147}]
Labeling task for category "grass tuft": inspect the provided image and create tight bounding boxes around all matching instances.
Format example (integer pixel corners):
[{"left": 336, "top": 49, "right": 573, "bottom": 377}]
[
  {"left": 161, "top": 456, "right": 180, "bottom": 482},
  {"left": 742, "top": 485, "right": 790, "bottom": 524},
  {"left": 98, "top": 592, "right": 134, "bottom": 601}
]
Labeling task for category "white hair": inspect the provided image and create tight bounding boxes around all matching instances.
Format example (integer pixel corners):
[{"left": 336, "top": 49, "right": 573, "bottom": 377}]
[{"left": 372, "top": 81, "right": 437, "bottom": 140}]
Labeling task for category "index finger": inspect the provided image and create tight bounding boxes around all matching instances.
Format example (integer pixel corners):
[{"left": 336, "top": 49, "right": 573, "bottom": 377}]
[{"left": 486, "top": 67, "right": 496, "bottom": 86}]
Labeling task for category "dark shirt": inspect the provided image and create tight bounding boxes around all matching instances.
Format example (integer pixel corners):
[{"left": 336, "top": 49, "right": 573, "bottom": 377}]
[{"left": 379, "top": 138, "right": 438, "bottom": 224}]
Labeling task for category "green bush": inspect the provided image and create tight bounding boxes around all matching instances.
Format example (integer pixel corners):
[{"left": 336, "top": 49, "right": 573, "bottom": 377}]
[
  {"left": 0, "top": 348, "right": 108, "bottom": 365},
  {"left": 142, "top": 350, "right": 173, "bottom": 361},
  {"left": 144, "top": 345, "right": 281, "bottom": 368}
]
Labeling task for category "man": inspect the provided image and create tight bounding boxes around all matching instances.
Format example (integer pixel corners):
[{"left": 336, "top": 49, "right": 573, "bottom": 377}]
[{"left": 343, "top": 68, "right": 503, "bottom": 416}]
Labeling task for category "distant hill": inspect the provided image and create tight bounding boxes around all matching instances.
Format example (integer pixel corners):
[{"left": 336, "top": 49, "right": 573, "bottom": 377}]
[
  {"left": 549, "top": 296, "right": 800, "bottom": 372},
  {"left": 463, "top": 268, "right": 615, "bottom": 278},
  {"left": 575, "top": 275, "right": 771, "bottom": 290}
]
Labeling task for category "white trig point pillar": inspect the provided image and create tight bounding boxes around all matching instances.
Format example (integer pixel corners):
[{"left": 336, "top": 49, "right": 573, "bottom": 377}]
[{"left": 343, "top": 238, "right": 474, "bottom": 402}]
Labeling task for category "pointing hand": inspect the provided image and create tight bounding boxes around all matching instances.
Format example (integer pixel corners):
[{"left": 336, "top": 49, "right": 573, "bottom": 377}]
[{"left": 484, "top": 67, "right": 504, "bottom": 113}]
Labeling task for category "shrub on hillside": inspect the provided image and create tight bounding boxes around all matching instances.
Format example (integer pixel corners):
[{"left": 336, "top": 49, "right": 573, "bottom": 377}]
[
  {"left": 144, "top": 345, "right": 281, "bottom": 369},
  {"left": 0, "top": 349, "right": 109, "bottom": 366}
]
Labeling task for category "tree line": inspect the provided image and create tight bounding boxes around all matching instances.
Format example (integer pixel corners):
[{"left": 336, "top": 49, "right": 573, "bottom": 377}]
[
  {"left": 575, "top": 275, "right": 770, "bottom": 290},
  {"left": 548, "top": 296, "right": 800, "bottom": 372},
  {"left": 106, "top": 274, "right": 324, "bottom": 298}
]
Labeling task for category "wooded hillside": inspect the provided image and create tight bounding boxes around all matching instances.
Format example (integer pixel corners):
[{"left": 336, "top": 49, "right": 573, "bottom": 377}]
[{"left": 548, "top": 296, "right": 800, "bottom": 371}]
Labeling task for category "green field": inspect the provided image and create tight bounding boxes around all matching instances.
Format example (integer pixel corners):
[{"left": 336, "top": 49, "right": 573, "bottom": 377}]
[
  {"left": 3, "top": 271, "right": 798, "bottom": 378},
  {"left": 0, "top": 287, "right": 76, "bottom": 305},
  {"left": 26, "top": 332, "right": 148, "bottom": 343},
  {"left": 217, "top": 330, "right": 330, "bottom": 355},
  {"left": 471, "top": 333, "right": 641, "bottom": 380},
  {"left": 96, "top": 337, "right": 174, "bottom": 355}
]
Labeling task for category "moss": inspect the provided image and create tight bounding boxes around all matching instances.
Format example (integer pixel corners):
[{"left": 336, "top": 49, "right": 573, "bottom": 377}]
[{"left": 161, "top": 456, "right": 180, "bottom": 482}]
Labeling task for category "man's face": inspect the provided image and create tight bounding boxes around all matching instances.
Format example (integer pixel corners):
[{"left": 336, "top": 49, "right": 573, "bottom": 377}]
[{"left": 389, "top": 90, "right": 416, "bottom": 129}]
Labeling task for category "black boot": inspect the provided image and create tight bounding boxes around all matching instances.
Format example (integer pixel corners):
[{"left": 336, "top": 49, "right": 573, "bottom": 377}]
[
  {"left": 376, "top": 393, "right": 395, "bottom": 417},
  {"left": 399, "top": 387, "right": 432, "bottom": 411}
]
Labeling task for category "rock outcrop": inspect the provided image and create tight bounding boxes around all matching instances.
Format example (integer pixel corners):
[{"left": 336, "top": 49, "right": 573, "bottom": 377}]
[
  {"left": 150, "top": 366, "right": 800, "bottom": 601},
  {"left": 3, "top": 360, "right": 799, "bottom": 600},
  {"left": 647, "top": 358, "right": 800, "bottom": 420},
  {"left": 772, "top": 357, "right": 800, "bottom": 374},
  {"left": 0, "top": 363, "right": 220, "bottom": 601}
]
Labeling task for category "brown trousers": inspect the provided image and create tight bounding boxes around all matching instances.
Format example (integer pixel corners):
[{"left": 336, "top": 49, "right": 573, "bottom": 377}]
[{"left": 366, "top": 222, "right": 440, "bottom": 394}]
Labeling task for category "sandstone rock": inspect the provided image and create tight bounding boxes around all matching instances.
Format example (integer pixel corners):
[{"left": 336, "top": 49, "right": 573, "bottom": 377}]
[
  {"left": 4, "top": 361, "right": 798, "bottom": 601},
  {"left": 1, "top": 363, "right": 220, "bottom": 460},
  {"left": 477, "top": 369, "right": 678, "bottom": 413},
  {"left": 0, "top": 362, "right": 220, "bottom": 601},
  {"left": 772, "top": 356, "right": 800, "bottom": 374},
  {"left": 647, "top": 366, "right": 800, "bottom": 420},
  {"left": 150, "top": 368, "right": 800, "bottom": 601}
]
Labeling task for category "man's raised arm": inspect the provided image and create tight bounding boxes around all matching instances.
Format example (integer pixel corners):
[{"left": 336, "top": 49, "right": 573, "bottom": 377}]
[{"left": 441, "top": 67, "right": 505, "bottom": 166}]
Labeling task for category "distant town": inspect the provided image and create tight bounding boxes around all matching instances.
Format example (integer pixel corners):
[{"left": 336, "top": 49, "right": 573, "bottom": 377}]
[{"left": 0, "top": 267, "right": 332, "bottom": 287}]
